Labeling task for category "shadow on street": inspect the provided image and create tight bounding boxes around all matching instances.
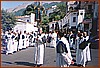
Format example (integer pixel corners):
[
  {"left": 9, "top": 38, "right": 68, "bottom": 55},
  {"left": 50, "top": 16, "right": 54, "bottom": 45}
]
[
  {"left": 2, "top": 61, "right": 13, "bottom": 64},
  {"left": 14, "top": 62, "right": 35, "bottom": 66}
]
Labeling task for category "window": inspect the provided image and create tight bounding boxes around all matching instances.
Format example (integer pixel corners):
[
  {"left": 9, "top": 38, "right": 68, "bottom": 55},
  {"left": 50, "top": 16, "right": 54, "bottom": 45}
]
[
  {"left": 27, "top": 20, "right": 29, "bottom": 22},
  {"left": 69, "top": 7, "right": 73, "bottom": 11},
  {"left": 73, "top": 17, "right": 76, "bottom": 22},
  {"left": 73, "top": 13, "right": 76, "bottom": 15},
  {"left": 95, "top": 12, "right": 98, "bottom": 17},
  {"left": 88, "top": 5, "right": 92, "bottom": 10},
  {"left": 68, "top": 19, "right": 69, "bottom": 23}
]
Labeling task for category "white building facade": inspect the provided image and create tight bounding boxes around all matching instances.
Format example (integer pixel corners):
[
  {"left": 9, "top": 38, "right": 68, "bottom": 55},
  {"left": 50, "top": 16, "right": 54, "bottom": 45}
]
[{"left": 14, "top": 13, "right": 38, "bottom": 33}]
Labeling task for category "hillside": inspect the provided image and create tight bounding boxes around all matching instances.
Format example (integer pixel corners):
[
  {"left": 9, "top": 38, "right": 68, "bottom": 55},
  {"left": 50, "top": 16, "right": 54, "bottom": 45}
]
[
  {"left": 7, "top": 3, "right": 30, "bottom": 13},
  {"left": 43, "top": 2, "right": 59, "bottom": 9},
  {"left": 7, "top": 2, "right": 66, "bottom": 16},
  {"left": 14, "top": 8, "right": 25, "bottom": 16}
]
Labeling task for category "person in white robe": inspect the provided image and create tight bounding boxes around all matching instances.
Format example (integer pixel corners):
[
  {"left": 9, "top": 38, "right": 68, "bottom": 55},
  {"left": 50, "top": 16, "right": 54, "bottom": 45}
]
[
  {"left": 45, "top": 32, "right": 48, "bottom": 47},
  {"left": 76, "top": 32, "right": 84, "bottom": 66},
  {"left": 18, "top": 31, "right": 23, "bottom": 50},
  {"left": 41, "top": 32, "right": 46, "bottom": 48},
  {"left": 34, "top": 28, "right": 45, "bottom": 67},
  {"left": 52, "top": 31, "right": 57, "bottom": 48},
  {"left": 56, "top": 31, "right": 74, "bottom": 67},
  {"left": 81, "top": 32, "right": 91, "bottom": 67},
  {"left": 32, "top": 32, "right": 37, "bottom": 46},
  {"left": 26, "top": 32, "right": 30, "bottom": 48},
  {"left": 77, "top": 32, "right": 91, "bottom": 67},
  {"left": 84, "top": 32, "right": 91, "bottom": 62},
  {"left": 69, "top": 31, "right": 74, "bottom": 49},
  {"left": 6, "top": 30, "right": 14, "bottom": 55},
  {"left": 5, "top": 31, "right": 9, "bottom": 50},
  {"left": 47, "top": 31, "right": 52, "bottom": 47},
  {"left": 22, "top": 31, "right": 27, "bottom": 49},
  {"left": 13, "top": 32, "right": 18, "bottom": 52},
  {"left": 29, "top": 32, "right": 33, "bottom": 46}
]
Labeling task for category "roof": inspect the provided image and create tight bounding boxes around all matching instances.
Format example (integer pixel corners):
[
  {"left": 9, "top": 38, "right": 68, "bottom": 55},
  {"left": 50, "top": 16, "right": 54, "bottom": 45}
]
[{"left": 15, "top": 15, "right": 30, "bottom": 18}]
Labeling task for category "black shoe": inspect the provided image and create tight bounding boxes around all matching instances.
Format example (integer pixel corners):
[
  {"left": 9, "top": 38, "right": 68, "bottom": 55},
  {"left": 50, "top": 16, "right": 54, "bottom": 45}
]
[
  {"left": 37, "top": 64, "right": 42, "bottom": 67},
  {"left": 72, "top": 59, "right": 76, "bottom": 62},
  {"left": 77, "top": 64, "right": 83, "bottom": 67},
  {"left": 73, "top": 63, "right": 77, "bottom": 66},
  {"left": 13, "top": 51, "right": 16, "bottom": 53}
]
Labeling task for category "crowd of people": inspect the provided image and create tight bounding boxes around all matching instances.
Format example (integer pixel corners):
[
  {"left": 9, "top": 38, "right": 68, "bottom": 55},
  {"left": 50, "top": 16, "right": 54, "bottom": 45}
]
[
  {"left": 2, "top": 30, "right": 36, "bottom": 55},
  {"left": 56, "top": 30, "right": 91, "bottom": 67},
  {"left": 2, "top": 28, "right": 91, "bottom": 67}
]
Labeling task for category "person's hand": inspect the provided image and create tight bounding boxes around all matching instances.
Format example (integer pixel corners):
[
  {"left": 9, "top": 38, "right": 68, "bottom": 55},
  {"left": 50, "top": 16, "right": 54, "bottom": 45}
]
[
  {"left": 36, "top": 38, "right": 38, "bottom": 41},
  {"left": 71, "top": 60, "right": 74, "bottom": 64}
]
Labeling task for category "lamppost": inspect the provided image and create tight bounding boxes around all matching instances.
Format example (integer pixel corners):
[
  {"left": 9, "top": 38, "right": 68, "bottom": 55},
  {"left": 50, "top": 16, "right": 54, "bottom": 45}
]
[{"left": 34, "top": 2, "right": 44, "bottom": 66}]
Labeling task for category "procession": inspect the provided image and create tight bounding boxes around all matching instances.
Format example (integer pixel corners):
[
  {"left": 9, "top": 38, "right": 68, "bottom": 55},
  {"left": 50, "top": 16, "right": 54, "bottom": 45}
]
[
  {"left": 1, "top": 1, "right": 99, "bottom": 67},
  {"left": 2, "top": 28, "right": 92, "bottom": 67}
]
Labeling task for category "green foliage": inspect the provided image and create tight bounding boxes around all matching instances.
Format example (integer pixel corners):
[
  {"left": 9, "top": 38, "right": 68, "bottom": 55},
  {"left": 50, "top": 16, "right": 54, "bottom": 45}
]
[
  {"left": 1, "top": 9, "right": 16, "bottom": 31},
  {"left": 56, "top": 2, "right": 66, "bottom": 12},
  {"left": 55, "top": 15, "right": 60, "bottom": 21},
  {"left": 84, "top": 13, "right": 93, "bottom": 21},
  {"left": 43, "top": 2, "right": 59, "bottom": 9},
  {"left": 49, "top": 2, "right": 66, "bottom": 21},
  {"left": 56, "top": 2, "right": 66, "bottom": 19},
  {"left": 85, "top": 13, "right": 93, "bottom": 19},
  {"left": 42, "top": 15, "right": 49, "bottom": 25}
]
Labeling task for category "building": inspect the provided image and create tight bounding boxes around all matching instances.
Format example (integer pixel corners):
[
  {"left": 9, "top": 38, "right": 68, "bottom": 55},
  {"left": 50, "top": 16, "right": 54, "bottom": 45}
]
[
  {"left": 79, "top": 1, "right": 99, "bottom": 36},
  {"left": 67, "top": 1, "right": 79, "bottom": 12},
  {"left": 61, "top": 1, "right": 79, "bottom": 33},
  {"left": 65, "top": 1, "right": 98, "bottom": 35},
  {"left": 14, "top": 13, "right": 38, "bottom": 33},
  {"left": 46, "top": 5, "right": 57, "bottom": 17},
  {"left": 66, "top": 11, "right": 78, "bottom": 30}
]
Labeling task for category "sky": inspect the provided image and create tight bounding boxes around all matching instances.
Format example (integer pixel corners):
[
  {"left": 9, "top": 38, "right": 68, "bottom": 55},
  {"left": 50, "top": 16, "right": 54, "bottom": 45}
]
[
  {"left": 1, "top": 1, "right": 61, "bottom": 10},
  {"left": 1, "top": 1, "right": 34, "bottom": 10}
]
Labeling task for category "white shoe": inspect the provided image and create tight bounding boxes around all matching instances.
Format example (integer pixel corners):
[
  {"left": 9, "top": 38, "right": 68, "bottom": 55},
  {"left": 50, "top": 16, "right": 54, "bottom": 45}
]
[
  {"left": 83, "top": 64, "right": 85, "bottom": 67},
  {"left": 88, "top": 59, "right": 91, "bottom": 62},
  {"left": 11, "top": 53, "right": 13, "bottom": 54},
  {"left": 6, "top": 53, "right": 8, "bottom": 55}
]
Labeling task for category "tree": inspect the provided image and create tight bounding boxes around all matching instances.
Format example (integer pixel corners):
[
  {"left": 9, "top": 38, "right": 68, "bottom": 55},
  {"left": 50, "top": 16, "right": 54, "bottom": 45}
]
[
  {"left": 41, "top": 13, "right": 49, "bottom": 32},
  {"left": 42, "top": 16, "right": 49, "bottom": 25},
  {"left": 48, "top": 2, "right": 66, "bottom": 21},
  {"left": 49, "top": 11, "right": 58, "bottom": 21},
  {"left": 56, "top": 2, "right": 66, "bottom": 19},
  {"left": 85, "top": 13, "right": 93, "bottom": 19},
  {"left": 1, "top": 9, "right": 16, "bottom": 31},
  {"left": 55, "top": 15, "right": 60, "bottom": 21},
  {"left": 57, "top": 2, "right": 66, "bottom": 12}
]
